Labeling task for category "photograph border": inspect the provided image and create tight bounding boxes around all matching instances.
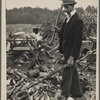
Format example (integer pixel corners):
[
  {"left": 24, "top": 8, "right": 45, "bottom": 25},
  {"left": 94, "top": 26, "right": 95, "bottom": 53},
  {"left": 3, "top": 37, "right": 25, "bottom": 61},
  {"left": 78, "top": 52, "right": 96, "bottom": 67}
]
[
  {"left": 1, "top": 0, "right": 99, "bottom": 100},
  {"left": 1, "top": 0, "right": 6, "bottom": 100},
  {"left": 0, "top": 0, "right": 1, "bottom": 99}
]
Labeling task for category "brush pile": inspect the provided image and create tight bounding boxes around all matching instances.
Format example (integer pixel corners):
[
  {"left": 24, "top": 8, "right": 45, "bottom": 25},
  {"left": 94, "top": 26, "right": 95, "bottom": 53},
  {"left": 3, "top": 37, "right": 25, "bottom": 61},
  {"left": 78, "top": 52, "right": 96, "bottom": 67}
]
[
  {"left": 7, "top": 66, "right": 62, "bottom": 100},
  {"left": 7, "top": 20, "right": 96, "bottom": 100}
]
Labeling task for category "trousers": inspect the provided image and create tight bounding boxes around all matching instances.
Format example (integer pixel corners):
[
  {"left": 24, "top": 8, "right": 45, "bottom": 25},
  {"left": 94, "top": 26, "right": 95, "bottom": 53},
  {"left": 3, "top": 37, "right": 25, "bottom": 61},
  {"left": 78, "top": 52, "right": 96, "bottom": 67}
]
[{"left": 60, "top": 64, "right": 83, "bottom": 99}]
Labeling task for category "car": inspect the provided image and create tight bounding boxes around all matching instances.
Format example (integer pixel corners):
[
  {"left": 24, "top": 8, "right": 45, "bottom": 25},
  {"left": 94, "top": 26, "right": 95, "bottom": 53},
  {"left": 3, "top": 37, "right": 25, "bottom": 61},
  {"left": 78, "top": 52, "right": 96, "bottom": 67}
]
[{"left": 6, "top": 31, "right": 34, "bottom": 52}]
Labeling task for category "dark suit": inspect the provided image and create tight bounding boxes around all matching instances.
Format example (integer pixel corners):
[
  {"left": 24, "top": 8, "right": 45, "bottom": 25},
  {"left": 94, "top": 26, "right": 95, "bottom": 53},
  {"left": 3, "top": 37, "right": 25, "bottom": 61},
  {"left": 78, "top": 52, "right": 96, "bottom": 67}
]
[
  {"left": 59, "top": 12, "right": 83, "bottom": 60},
  {"left": 59, "top": 12, "right": 83, "bottom": 98}
]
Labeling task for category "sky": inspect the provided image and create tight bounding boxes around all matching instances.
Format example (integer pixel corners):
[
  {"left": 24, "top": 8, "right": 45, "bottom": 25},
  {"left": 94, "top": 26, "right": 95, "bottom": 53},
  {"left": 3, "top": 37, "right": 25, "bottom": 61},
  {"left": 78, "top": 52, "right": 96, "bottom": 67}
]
[{"left": 6, "top": 0, "right": 98, "bottom": 10}]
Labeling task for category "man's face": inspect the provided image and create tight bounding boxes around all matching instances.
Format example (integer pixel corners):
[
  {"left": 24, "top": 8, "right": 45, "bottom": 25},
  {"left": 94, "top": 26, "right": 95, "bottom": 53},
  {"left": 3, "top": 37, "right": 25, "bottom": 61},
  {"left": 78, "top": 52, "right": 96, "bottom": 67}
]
[{"left": 63, "top": 4, "right": 74, "bottom": 14}]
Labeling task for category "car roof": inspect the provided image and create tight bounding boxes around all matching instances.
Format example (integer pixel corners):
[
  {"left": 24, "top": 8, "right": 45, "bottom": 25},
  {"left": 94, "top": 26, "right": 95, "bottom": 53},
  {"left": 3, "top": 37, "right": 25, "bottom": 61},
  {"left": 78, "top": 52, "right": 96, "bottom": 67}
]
[
  {"left": 13, "top": 32, "right": 26, "bottom": 35},
  {"left": 13, "top": 32, "right": 31, "bottom": 38}
]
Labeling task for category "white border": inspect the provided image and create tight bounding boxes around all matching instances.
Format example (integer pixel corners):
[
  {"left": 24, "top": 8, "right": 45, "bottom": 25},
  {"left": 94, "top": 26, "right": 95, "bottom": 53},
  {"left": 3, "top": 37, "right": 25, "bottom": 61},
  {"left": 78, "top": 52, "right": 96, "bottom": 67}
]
[
  {"left": 1, "top": 0, "right": 99, "bottom": 100},
  {"left": 96, "top": 0, "right": 99, "bottom": 100},
  {"left": 1, "top": 0, "right": 6, "bottom": 100}
]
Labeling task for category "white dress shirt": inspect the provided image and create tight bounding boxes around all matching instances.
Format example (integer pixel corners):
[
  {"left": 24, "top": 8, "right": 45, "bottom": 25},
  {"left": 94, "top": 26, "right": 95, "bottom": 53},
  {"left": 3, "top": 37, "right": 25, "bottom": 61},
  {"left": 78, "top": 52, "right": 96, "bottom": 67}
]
[{"left": 64, "top": 9, "right": 76, "bottom": 23}]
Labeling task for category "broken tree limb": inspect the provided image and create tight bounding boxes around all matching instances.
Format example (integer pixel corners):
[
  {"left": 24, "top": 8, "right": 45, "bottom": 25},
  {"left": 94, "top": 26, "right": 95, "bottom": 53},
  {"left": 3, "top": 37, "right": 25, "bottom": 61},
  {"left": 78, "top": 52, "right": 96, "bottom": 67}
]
[
  {"left": 48, "top": 44, "right": 59, "bottom": 53},
  {"left": 80, "top": 56, "right": 96, "bottom": 72},
  {"left": 8, "top": 78, "right": 24, "bottom": 96},
  {"left": 27, "top": 41, "right": 41, "bottom": 65},
  {"left": 77, "top": 49, "right": 96, "bottom": 63},
  {"left": 13, "top": 69, "right": 28, "bottom": 81},
  {"left": 44, "top": 49, "right": 55, "bottom": 59},
  {"left": 14, "top": 53, "right": 29, "bottom": 63}
]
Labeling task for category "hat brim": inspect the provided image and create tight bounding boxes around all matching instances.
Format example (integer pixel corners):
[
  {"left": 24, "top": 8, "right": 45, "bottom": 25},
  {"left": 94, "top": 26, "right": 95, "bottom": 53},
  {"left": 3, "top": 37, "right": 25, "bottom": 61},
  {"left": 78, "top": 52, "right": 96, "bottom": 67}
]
[{"left": 62, "top": 2, "right": 77, "bottom": 6}]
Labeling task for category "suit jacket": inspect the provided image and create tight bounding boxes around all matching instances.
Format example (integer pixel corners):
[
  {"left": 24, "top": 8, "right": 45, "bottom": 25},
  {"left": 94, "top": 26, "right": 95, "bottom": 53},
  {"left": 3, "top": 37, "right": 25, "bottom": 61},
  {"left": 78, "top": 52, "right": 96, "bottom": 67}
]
[{"left": 58, "top": 12, "right": 83, "bottom": 60}]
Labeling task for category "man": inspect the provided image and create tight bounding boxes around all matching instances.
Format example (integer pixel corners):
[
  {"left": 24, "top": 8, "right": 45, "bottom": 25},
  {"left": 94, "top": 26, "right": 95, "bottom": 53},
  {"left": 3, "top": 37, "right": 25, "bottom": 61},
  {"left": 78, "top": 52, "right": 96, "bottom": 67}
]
[{"left": 58, "top": 0, "right": 83, "bottom": 99}]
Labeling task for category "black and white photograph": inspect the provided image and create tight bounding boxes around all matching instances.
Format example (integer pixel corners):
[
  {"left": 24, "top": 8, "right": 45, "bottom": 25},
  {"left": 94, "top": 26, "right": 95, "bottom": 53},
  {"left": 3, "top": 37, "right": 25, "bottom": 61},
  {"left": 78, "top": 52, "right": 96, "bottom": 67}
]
[{"left": 4, "top": 0, "right": 98, "bottom": 100}]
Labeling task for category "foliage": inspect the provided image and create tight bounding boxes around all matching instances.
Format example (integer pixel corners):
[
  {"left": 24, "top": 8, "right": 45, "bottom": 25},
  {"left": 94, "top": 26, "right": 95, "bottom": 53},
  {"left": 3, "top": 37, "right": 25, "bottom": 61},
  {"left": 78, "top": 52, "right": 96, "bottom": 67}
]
[
  {"left": 77, "top": 6, "right": 97, "bottom": 37},
  {"left": 6, "top": 7, "right": 58, "bottom": 24},
  {"left": 6, "top": 6, "right": 97, "bottom": 37},
  {"left": 59, "top": 6, "right": 97, "bottom": 37},
  {"left": 6, "top": 6, "right": 97, "bottom": 24}
]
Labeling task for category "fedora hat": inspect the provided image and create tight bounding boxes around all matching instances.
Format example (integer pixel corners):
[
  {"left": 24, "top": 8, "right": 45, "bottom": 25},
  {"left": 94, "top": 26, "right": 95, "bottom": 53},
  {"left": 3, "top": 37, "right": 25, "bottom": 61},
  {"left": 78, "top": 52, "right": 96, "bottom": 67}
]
[{"left": 62, "top": 0, "right": 77, "bottom": 5}]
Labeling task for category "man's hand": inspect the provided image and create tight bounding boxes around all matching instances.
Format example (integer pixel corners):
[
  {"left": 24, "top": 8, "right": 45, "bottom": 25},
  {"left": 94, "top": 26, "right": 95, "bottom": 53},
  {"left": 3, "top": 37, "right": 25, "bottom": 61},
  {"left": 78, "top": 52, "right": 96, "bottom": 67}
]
[{"left": 67, "top": 56, "right": 74, "bottom": 67}]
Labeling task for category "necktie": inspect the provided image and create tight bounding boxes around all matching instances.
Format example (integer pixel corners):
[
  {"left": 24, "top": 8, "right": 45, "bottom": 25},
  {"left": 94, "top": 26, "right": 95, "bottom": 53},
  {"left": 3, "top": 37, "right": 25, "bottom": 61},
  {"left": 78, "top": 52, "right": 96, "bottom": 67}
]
[{"left": 66, "top": 14, "right": 71, "bottom": 23}]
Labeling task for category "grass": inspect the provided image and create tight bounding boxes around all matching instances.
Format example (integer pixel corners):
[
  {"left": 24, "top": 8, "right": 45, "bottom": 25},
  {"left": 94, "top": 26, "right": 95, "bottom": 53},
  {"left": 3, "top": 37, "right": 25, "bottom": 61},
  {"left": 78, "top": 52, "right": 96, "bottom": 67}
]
[{"left": 6, "top": 24, "right": 42, "bottom": 37}]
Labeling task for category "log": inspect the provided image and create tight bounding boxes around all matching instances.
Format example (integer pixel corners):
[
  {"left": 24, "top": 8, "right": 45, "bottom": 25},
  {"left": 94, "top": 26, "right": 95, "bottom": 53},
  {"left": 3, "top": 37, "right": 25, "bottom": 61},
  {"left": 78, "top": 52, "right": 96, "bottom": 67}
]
[
  {"left": 80, "top": 56, "right": 96, "bottom": 72},
  {"left": 77, "top": 49, "right": 96, "bottom": 63}
]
